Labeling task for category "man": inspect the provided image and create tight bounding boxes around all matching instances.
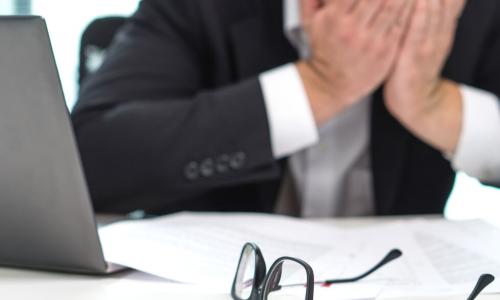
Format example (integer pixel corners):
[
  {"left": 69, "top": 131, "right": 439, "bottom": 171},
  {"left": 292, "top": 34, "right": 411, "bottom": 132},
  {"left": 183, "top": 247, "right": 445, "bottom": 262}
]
[{"left": 72, "top": 0, "right": 500, "bottom": 216}]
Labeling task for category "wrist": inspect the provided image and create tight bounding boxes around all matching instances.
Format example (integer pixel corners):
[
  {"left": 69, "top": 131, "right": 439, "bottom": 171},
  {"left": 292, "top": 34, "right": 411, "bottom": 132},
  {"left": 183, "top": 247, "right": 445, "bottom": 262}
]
[
  {"left": 409, "top": 80, "right": 459, "bottom": 123},
  {"left": 427, "top": 81, "right": 463, "bottom": 153},
  {"left": 418, "top": 80, "right": 450, "bottom": 118},
  {"left": 393, "top": 80, "right": 463, "bottom": 153},
  {"left": 387, "top": 79, "right": 451, "bottom": 122},
  {"left": 296, "top": 61, "right": 354, "bottom": 124}
]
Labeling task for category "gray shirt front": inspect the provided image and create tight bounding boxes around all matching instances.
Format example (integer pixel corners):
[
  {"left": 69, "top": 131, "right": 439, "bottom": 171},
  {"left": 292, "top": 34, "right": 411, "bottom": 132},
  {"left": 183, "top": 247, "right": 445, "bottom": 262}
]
[{"left": 278, "top": 0, "right": 375, "bottom": 217}]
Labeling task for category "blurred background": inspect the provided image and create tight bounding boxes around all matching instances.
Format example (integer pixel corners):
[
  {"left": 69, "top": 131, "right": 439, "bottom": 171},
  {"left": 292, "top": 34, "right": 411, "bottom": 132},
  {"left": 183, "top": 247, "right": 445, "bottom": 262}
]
[{"left": 1, "top": 0, "right": 499, "bottom": 225}]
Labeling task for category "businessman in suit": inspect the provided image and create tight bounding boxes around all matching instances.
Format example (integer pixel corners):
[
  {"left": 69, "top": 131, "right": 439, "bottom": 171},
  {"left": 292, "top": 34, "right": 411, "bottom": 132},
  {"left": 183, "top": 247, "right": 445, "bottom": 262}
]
[{"left": 72, "top": 0, "right": 500, "bottom": 216}]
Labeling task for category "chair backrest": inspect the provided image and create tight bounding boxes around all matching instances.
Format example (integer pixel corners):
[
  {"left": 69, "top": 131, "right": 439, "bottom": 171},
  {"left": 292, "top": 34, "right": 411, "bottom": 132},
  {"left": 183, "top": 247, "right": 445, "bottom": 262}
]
[{"left": 78, "top": 16, "right": 127, "bottom": 87}]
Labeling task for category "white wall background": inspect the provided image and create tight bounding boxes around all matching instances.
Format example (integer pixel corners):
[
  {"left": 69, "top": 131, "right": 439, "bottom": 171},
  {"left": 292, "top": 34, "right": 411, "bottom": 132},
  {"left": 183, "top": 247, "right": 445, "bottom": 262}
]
[
  {"left": 1, "top": 0, "right": 499, "bottom": 224},
  {"left": 0, "top": 1, "right": 12, "bottom": 13},
  {"left": 31, "top": 0, "right": 141, "bottom": 108}
]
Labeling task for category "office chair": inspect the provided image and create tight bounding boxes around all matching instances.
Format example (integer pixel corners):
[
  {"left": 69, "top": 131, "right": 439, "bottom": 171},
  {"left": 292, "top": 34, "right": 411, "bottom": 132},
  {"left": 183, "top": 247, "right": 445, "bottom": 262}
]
[{"left": 78, "top": 16, "right": 127, "bottom": 87}]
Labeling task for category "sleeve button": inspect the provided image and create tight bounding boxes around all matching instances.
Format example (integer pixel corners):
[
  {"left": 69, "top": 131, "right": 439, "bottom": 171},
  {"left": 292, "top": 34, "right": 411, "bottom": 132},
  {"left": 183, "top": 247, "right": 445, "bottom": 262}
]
[
  {"left": 200, "top": 158, "right": 215, "bottom": 177},
  {"left": 230, "top": 152, "right": 247, "bottom": 170},
  {"left": 184, "top": 161, "right": 199, "bottom": 181},
  {"left": 216, "top": 154, "right": 230, "bottom": 173}
]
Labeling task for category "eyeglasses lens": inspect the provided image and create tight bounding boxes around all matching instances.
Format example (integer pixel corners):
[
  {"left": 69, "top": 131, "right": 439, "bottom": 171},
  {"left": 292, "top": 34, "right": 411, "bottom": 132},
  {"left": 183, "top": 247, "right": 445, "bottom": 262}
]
[
  {"left": 234, "top": 245, "right": 257, "bottom": 299},
  {"left": 264, "top": 260, "right": 308, "bottom": 300}
]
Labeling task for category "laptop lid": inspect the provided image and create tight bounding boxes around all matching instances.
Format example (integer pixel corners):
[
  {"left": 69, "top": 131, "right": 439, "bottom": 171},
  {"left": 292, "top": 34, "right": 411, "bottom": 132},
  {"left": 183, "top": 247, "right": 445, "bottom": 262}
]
[{"left": 0, "top": 16, "right": 108, "bottom": 274}]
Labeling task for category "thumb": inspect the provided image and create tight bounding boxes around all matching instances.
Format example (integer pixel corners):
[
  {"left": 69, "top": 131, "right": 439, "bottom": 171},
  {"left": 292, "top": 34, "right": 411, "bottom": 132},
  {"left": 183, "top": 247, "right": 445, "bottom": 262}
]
[{"left": 300, "top": 0, "right": 323, "bottom": 25}]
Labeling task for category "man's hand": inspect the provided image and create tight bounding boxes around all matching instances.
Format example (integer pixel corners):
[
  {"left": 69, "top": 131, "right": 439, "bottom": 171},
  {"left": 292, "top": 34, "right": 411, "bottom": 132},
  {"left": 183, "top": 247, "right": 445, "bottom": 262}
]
[
  {"left": 298, "top": 0, "right": 413, "bottom": 124},
  {"left": 384, "top": 0, "right": 466, "bottom": 153}
]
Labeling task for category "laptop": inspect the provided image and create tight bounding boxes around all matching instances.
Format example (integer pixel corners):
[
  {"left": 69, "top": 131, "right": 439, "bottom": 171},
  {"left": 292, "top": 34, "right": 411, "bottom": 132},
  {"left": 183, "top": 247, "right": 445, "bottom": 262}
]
[{"left": 0, "top": 16, "right": 122, "bottom": 274}]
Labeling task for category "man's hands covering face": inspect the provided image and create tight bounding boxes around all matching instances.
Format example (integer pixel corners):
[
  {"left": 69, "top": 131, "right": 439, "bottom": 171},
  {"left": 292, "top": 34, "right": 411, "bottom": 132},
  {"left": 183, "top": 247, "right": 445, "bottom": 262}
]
[
  {"left": 298, "top": 0, "right": 466, "bottom": 152},
  {"left": 298, "top": 0, "right": 413, "bottom": 124}
]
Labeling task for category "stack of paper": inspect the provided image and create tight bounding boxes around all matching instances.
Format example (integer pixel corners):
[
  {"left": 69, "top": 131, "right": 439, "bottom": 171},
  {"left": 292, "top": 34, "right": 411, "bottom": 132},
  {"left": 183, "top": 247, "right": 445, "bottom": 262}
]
[{"left": 98, "top": 213, "right": 500, "bottom": 299}]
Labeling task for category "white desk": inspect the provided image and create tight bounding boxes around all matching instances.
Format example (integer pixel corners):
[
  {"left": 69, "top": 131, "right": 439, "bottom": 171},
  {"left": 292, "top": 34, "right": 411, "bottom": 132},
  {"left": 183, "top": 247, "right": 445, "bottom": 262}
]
[{"left": 0, "top": 216, "right": 497, "bottom": 300}]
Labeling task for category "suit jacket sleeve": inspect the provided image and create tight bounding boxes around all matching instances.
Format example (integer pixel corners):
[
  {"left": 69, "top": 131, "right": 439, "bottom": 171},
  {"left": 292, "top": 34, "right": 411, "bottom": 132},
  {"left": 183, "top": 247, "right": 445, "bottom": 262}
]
[{"left": 71, "top": 0, "right": 280, "bottom": 210}]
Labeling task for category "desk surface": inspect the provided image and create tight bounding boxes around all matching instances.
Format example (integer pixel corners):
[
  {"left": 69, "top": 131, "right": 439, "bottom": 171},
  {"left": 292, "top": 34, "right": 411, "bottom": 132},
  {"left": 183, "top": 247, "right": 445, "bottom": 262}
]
[{"left": 0, "top": 216, "right": 496, "bottom": 300}]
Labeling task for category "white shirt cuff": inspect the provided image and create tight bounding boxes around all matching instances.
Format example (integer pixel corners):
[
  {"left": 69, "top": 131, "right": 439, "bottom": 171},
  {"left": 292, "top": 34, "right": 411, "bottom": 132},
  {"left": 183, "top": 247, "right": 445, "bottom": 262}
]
[
  {"left": 259, "top": 63, "right": 319, "bottom": 159},
  {"left": 452, "top": 85, "right": 500, "bottom": 181}
]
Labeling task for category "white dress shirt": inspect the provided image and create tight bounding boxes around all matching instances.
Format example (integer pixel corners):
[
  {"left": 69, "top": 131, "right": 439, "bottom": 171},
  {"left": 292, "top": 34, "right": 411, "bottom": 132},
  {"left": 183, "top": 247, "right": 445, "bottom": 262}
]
[{"left": 259, "top": 0, "right": 500, "bottom": 217}]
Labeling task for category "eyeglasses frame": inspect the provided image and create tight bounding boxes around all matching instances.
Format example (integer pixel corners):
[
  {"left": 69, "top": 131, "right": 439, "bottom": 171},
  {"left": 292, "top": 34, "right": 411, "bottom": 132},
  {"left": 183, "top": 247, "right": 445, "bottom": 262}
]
[{"left": 231, "top": 242, "right": 314, "bottom": 300}]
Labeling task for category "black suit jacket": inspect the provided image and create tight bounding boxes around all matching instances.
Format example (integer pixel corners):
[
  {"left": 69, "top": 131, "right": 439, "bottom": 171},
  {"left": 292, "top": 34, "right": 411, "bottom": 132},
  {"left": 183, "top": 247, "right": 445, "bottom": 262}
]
[{"left": 72, "top": 0, "right": 500, "bottom": 215}]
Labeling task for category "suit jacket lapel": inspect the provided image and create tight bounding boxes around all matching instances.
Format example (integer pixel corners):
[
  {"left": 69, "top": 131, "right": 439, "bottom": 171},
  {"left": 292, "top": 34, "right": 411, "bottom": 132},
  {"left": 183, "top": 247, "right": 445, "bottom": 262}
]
[{"left": 371, "top": 88, "right": 410, "bottom": 214}]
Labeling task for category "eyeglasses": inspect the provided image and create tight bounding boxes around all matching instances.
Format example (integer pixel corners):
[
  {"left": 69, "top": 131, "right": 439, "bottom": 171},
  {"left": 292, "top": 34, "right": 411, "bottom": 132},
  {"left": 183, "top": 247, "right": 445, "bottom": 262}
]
[
  {"left": 231, "top": 243, "right": 496, "bottom": 300},
  {"left": 231, "top": 242, "right": 403, "bottom": 300}
]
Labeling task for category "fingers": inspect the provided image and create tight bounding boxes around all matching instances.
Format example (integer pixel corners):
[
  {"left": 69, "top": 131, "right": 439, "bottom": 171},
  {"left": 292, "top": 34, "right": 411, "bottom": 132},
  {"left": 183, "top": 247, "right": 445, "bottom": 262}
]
[
  {"left": 371, "top": 0, "right": 409, "bottom": 37},
  {"left": 406, "top": 0, "right": 431, "bottom": 46},
  {"left": 396, "top": 0, "right": 415, "bottom": 30},
  {"left": 436, "top": 0, "right": 461, "bottom": 54},
  {"left": 388, "top": 0, "right": 414, "bottom": 40},
  {"left": 427, "top": 0, "right": 443, "bottom": 36},
  {"left": 351, "top": 0, "right": 385, "bottom": 27}
]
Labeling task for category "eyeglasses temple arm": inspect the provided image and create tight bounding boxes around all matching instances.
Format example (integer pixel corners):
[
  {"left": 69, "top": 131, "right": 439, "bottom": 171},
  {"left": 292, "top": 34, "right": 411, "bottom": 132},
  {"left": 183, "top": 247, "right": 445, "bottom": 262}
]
[
  {"left": 320, "top": 249, "right": 403, "bottom": 285},
  {"left": 467, "top": 274, "right": 495, "bottom": 300}
]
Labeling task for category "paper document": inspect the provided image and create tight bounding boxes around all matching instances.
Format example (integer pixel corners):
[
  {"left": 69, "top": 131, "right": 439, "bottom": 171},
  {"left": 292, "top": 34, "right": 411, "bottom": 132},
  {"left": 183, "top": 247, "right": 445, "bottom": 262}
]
[
  {"left": 334, "top": 220, "right": 500, "bottom": 299},
  {"left": 99, "top": 213, "right": 353, "bottom": 290},
  {"left": 99, "top": 213, "right": 500, "bottom": 299}
]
